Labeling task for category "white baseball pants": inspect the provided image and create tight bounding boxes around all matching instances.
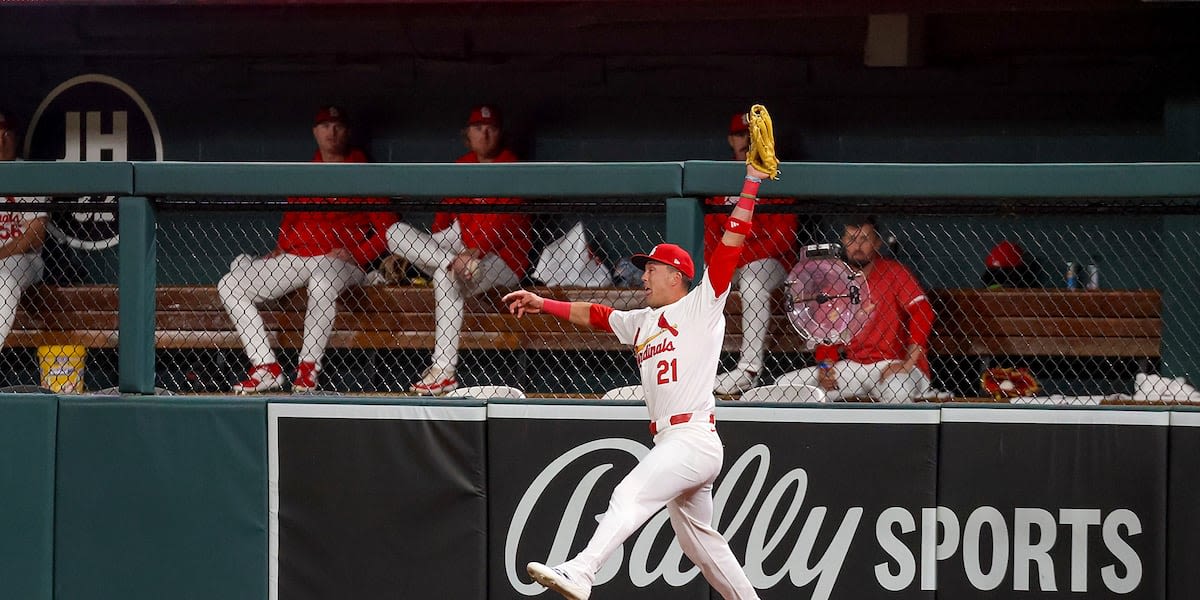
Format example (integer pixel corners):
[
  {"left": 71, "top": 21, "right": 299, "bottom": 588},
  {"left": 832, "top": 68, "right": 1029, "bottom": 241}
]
[
  {"left": 774, "top": 359, "right": 930, "bottom": 403},
  {"left": 385, "top": 221, "right": 518, "bottom": 370},
  {"left": 0, "top": 253, "right": 44, "bottom": 346},
  {"left": 730, "top": 258, "right": 787, "bottom": 373},
  {"left": 559, "top": 422, "right": 760, "bottom": 600},
  {"left": 218, "top": 253, "right": 364, "bottom": 366}
]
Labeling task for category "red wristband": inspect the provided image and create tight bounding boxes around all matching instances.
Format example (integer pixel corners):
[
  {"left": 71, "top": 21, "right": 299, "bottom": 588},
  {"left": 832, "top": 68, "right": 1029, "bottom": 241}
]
[
  {"left": 725, "top": 216, "right": 752, "bottom": 235},
  {"left": 542, "top": 298, "right": 571, "bottom": 319},
  {"left": 737, "top": 177, "right": 760, "bottom": 211},
  {"left": 741, "top": 176, "right": 761, "bottom": 197}
]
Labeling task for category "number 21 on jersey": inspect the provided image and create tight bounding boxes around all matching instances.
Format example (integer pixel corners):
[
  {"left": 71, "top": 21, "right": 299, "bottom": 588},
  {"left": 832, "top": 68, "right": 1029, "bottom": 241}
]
[{"left": 656, "top": 359, "right": 678, "bottom": 384}]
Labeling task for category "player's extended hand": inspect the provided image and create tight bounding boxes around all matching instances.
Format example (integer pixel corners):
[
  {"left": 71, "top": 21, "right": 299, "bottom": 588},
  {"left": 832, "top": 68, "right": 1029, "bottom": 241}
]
[
  {"left": 502, "top": 289, "right": 545, "bottom": 317},
  {"left": 325, "top": 247, "right": 356, "bottom": 264},
  {"left": 817, "top": 365, "right": 839, "bottom": 391},
  {"left": 746, "top": 163, "right": 771, "bottom": 181},
  {"left": 449, "top": 250, "right": 482, "bottom": 282},
  {"left": 878, "top": 361, "right": 914, "bottom": 383}
]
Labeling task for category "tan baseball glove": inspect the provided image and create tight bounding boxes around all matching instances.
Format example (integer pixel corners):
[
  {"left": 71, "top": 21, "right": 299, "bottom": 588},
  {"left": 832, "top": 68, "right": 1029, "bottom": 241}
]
[
  {"left": 745, "top": 104, "right": 780, "bottom": 180},
  {"left": 378, "top": 254, "right": 410, "bottom": 285}
]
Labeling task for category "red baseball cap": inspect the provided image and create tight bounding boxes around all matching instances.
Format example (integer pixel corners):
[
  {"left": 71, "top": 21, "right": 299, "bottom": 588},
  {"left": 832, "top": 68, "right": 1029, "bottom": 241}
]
[
  {"left": 0, "top": 110, "right": 14, "bottom": 131},
  {"left": 313, "top": 105, "right": 347, "bottom": 126},
  {"left": 632, "top": 243, "right": 695, "bottom": 279},
  {"left": 985, "top": 241, "right": 1024, "bottom": 269},
  {"left": 468, "top": 105, "right": 501, "bottom": 127},
  {"left": 729, "top": 112, "right": 749, "bottom": 134}
]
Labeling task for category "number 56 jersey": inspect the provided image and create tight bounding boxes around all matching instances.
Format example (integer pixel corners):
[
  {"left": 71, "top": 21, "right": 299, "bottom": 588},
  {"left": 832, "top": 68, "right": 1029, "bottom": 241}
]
[
  {"left": 605, "top": 269, "right": 729, "bottom": 422},
  {"left": 0, "top": 195, "right": 50, "bottom": 247}
]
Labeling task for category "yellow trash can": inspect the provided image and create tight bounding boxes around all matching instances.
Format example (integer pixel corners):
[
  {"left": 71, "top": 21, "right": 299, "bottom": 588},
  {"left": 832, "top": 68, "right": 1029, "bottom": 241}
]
[{"left": 38, "top": 345, "right": 86, "bottom": 393}]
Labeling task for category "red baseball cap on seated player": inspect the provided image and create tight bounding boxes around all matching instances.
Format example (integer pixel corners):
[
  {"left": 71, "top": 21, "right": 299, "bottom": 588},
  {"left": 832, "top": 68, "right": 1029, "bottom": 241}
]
[
  {"left": 985, "top": 241, "right": 1024, "bottom": 269},
  {"left": 729, "top": 112, "right": 749, "bottom": 135},
  {"left": 313, "top": 105, "right": 346, "bottom": 126},
  {"left": 468, "top": 105, "right": 501, "bottom": 127},
  {"left": 632, "top": 243, "right": 695, "bottom": 279}
]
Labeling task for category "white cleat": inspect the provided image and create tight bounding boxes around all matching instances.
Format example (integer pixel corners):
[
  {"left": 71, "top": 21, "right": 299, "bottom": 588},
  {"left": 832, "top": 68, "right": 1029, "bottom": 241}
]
[
  {"left": 410, "top": 366, "right": 459, "bottom": 396},
  {"left": 527, "top": 562, "right": 590, "bottom": 600},
  {"left": 232, "top": 363, "right": 284, "bottom": 395}
]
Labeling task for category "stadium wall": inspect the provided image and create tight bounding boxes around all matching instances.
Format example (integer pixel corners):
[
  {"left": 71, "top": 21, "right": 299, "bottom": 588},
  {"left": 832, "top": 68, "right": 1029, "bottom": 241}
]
[{"left": 3, "top": 397, "right": 1198, "bottom": 599}]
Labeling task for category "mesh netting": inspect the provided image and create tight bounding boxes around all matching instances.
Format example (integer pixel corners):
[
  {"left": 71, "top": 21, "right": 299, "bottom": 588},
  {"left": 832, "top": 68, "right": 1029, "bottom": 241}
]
[
  {"left": 7, "top": 193, "right": 1190, "bottom": 404},
  {"left": 152, "top": 197, "right": 662, "bottom": 396},
  {"left": 0, "top": 200, "right": 119, "bottom": 394}
]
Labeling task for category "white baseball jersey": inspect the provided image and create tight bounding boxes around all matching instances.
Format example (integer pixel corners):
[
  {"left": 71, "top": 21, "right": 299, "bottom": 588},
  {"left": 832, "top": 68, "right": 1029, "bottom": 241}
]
[
  {"left": 607, "top": 269, "right": 728, "bottom": 422},
  {"left": 0, "top": 195, "right": 49, "bottom": 251}
]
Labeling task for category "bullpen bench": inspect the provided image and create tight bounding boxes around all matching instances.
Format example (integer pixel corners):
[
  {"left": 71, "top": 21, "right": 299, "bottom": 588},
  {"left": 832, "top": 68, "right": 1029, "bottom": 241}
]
[
  {"left": 7, "top": 284, "right": 808, "bottom": 354},
  {"left": 928, "top": 288, "right": 1163, "bottom": 362},
  {"left": 10, "top": 285, "right": 1160, "bottom": 398}
]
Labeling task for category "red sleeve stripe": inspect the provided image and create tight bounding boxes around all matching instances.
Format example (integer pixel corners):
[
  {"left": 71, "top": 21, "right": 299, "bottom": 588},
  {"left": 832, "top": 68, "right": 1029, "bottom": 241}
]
[
  {"left": 707, "top": 242, "right": 741, "bottom": 295},
  {"left": 589, "top": 304, "right": 615, "bottom": 332}
]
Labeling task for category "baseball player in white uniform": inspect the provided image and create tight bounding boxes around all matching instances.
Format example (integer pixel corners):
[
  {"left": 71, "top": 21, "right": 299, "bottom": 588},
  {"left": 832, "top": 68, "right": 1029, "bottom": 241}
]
[
  {"left": 0, "top": 112, "right": 50, "bottom": 348},
  {"left": 503, "top": 161, "right": 770, "bottom": 600}
]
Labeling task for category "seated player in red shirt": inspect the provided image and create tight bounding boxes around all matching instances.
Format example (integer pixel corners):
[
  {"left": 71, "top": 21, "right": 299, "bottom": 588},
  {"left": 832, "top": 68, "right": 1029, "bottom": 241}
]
[
  {"left": 384, "top": 105, "right": 531, "bottom": 395},
  {"left": 774, "top": 216, "right": 935, "bottom": 402},
  {"left": 0, "top": 111, "right": 51, "bottom": 354},
  {"left": 219, "top": 106, "right": 397, "bottom": 393},
  {"left": 706, "top": 113, "right": 797, "bottom": 394}
]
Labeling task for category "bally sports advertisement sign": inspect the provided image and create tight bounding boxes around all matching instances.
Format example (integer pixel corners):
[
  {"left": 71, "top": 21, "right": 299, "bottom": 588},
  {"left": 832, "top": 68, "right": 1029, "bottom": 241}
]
[{"left": 267, "top": 402, "right": 1180, "bottom": 600}]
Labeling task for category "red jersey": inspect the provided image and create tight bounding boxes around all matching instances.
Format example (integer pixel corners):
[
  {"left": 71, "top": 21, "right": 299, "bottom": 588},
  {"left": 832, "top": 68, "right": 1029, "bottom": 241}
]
[
  {"left": 277, "top": 149, "right": 398, "bottom": 266},
  {"left": 702, "top": 195, "right": 797, "bottom": 267},
  {"left": 432, "top": 148, "right": 532, "bottom": 278},
  {"left": 816, "top": 258, "right": 935, "bottom": 375},
  {"left": 0, "top": 195, "right": 49, "bottom": 248}
]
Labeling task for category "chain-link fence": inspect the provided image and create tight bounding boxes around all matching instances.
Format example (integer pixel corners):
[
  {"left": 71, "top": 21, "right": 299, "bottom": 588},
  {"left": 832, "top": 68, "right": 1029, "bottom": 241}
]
[
  {"left": 152, "top": 197, "right": 665, "bottom": 396},
  {"left": 137, "top": 194, "right": 1195, "bottom": 403},
  {"left": 763, "top": 199, "right": 1190, "bottom": 404},
  {"left": 0, "top": 201, "right": 120, "bottom": 394},
  {"left": 2, "top": 184, "right": 1193, "bottom": 404}
]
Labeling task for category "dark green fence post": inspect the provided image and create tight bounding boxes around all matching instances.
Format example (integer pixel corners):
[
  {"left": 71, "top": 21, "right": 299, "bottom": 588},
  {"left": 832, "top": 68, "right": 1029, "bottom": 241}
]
[
  {"left": 118, "top": 196, "right": 156, "bottom": 394},
  {"left": 665, "top": 197, "right": 704, "bottom": 280}
]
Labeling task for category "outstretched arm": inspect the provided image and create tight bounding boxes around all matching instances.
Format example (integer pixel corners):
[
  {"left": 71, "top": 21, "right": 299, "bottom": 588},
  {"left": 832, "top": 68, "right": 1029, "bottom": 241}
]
[
  {"left": 721, "top": 164, "right": 770, "bottom": 248},
  {"left": 503, "top": 290, "right": 615, "bottom": 332},
  {"left": 708, "top": 164, "right": 771, "bottom": 294}
]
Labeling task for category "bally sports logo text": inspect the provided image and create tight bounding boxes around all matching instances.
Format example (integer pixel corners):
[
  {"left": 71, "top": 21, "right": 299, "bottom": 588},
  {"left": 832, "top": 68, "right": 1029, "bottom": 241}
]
[
  {"left": 24, "top": 74, "right": 163, "bottom": 250},
  {"left": 506, "top": 441, "right": 1144, "bottom": 598}
]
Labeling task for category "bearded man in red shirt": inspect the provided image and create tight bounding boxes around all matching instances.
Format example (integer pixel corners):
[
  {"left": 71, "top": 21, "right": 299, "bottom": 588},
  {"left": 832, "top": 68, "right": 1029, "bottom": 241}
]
[{"left": 775, "top": 216, "right": 934, "bottom": 402}]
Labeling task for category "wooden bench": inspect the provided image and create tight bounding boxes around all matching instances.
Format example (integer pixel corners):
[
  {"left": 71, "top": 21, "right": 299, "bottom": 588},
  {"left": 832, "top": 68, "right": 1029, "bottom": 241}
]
[
  {"left": 928, "top": 288, "right": 1163, "bottom": 361},
  {"left": 8, "top": 286, "right": 1163, "bottom": 377},
  {"left": 10, "top": 285, "right": 1163, "bottom": 356},
  {"left": 7, "top": 284, "right": 808, "bottom": 353},
  {"left": 6, "top": 284, "right": 1166, "bottom": 401}
]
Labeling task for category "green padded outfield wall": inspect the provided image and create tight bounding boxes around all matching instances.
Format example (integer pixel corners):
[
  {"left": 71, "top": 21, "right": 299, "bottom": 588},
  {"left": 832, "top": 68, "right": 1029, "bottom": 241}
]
[
  {"left": 54, "top": 398, "right": 267, "bottom": 600},
  {"left": 0, "top": 395, "right": 57, "bottom": 600}
]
